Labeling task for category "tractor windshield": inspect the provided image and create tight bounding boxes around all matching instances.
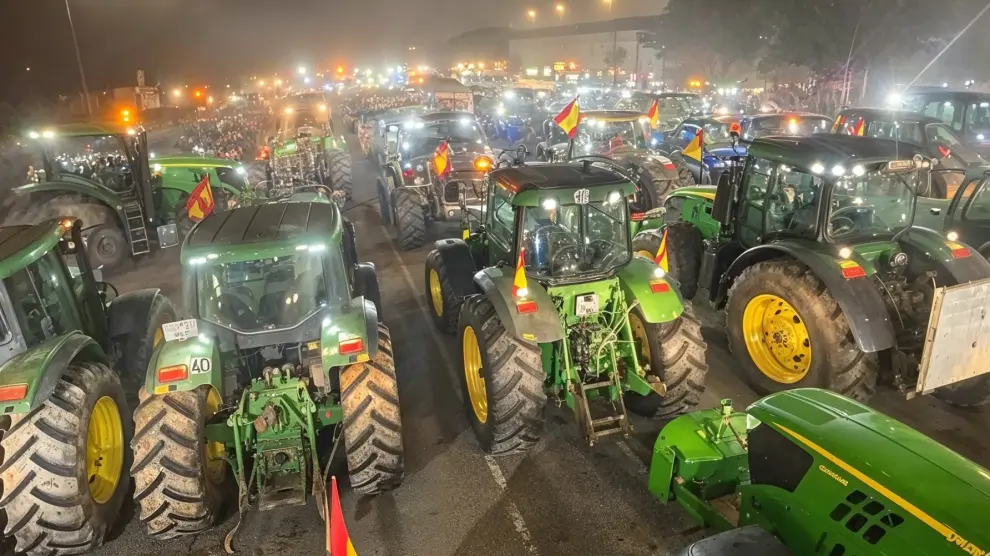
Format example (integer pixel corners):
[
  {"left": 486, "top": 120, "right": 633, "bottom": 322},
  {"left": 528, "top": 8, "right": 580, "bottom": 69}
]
[
  {"left": 575, "top": 119, "right": 649, "bottom": 151},
  {"left": 963, "top": 178, "right": 990, "bottom": 221},
  {"left": 195, "top": 252, "right": 337, "bottom": 332},
  {"left": 521, "top": 197, "right": 630, "bottom": 280},
  {"left": 827, "top": 165, "right": 921, "bottom": 241}
]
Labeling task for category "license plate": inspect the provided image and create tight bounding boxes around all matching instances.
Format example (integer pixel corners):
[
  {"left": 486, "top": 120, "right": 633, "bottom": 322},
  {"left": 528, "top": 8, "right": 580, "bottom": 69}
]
[
  {"left": 161, "top": 319, "right": 199, "bottom": 342},
  {"left": 575, "top": 294, "right": 599, "bottom": 316}
]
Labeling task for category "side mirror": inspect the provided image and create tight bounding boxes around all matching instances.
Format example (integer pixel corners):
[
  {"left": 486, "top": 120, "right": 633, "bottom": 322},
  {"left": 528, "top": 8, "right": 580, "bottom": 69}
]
[
  {"left": 516, "top": 144, "right": 529, "bottom": 159},
  {"left": 711, "top": 168, "right": 735, "bottom": 226}
]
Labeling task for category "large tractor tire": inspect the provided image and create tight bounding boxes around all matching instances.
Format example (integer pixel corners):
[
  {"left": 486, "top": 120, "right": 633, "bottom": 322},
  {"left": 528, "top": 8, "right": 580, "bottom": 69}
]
[
  {"left": 0, "top": 361, "right": 131, "bottom": 555},
  {"left": 376, "top": 177, "right": 394, "bottom": 226},
  {"left": 668, "top": 152, "right": 697, "bottom": 187},
  {"left": 111, "top": 292, "right": 176, "bottom": 401},
  {"left": 424, "top": 249, "right": 462, "bottom": 334},
  {"left": 326, "top": 149, "right": 353, "bottom": 200},
  {"left": 725, "top": 261, "right": 877, "bottom": 401},
  {"left": 340, "top": 323, "right": 404, "bottom": 494},
  {"left": 392, "top": 189, "right": 426, "bottom": 250},
  {"left": 631, "top": 221, "right": 704, "bottom": 299},
  {"left": 457, "top": 295, "right": 546, "bottom": 455},
  {"left": 131, "top": 387, "right": 229, "bottom": 539},
  {"left": 625, "top": 303, "right": 709, "bottom": 419}
]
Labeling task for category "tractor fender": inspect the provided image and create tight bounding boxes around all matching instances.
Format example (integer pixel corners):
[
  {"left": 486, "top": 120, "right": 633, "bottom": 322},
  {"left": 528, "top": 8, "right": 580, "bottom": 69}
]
[
  {"left": 716, "top": 243, "right": 895, "bottom": 353},
  {"left": 473, "top": 267, "right": 564, "bottom": 345},
  {"left": 6, "top": 180, "right": 127, "bottom": 232},
  {"left": 433, "top": 238, "right": 477, "bottom": 298},
  {"left": 616, "top": 255, "right": 685, "bottom": 323},
  {"left": 901, "top": 227, "right": 990, "bottom": 283},
  {"left": 322, "top": 298, "right": 380, "bottom": 369},
  {"left": 145, "top": 330, "right": 222, "bottom": 396},
  {"left": 107, "top": 288, "right": 165, "bottom": 338},
  {"left": 0, "top": 331, "right": 107, "bottom": 414}
]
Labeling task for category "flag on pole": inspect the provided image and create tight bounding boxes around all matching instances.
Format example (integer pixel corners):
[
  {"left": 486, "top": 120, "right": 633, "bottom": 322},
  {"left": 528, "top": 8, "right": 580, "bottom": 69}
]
[
  {"left": 853, "top": 118, "right": 865, "bottom": 136},
  {"left": 654, "top": 229, "right": 669, "bottom": 272},
  {"left": 327, "top": 477, "right": 358, "bottom": 556},
  {"left": 186, "top": 175, "right": 215, "bottom": 222},
  {"left": 682, "top": 129, "right": 704, "bottom": 162},
  {"left": 512, "top": 247, "right": 528, "bottom": 297},
  {"left": 647, "top": 98, "right": 660, "bottom": 129},
  {"left": 553, "top": 97, "right": 581, "bottom": 139},
  {"left": 433, "top": 140, "right": 451, "bottom": 177}
]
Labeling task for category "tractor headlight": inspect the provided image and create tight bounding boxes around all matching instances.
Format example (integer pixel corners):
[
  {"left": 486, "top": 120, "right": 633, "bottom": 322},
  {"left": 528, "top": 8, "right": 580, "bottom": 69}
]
[
  {"left": 541, "top": 198, "right": 558, "bottom": 210},
  {"left": 606, "top": 191, "right": 622, "bottom": 204},
  {"left": 653, "top": 267, "right": 665, "bottom": 278},
  {"left": 947, "top": 230, "right": 959, "bottom": 242}
]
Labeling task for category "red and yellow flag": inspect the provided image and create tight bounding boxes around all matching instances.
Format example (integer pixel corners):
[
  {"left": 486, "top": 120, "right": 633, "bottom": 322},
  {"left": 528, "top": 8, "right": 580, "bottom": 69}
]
[
  {"left": 682, "top": 128, "right": 703, "bottom": 162},
  {"left": 434, "top": 141, "right": 451, "bottom": 177},
  {"left": 186, "top": 175, "right": 215, "bottom": 222},
  {"left": 853, "top": 118, "right": 865, "bottom": 136},
  {"left": 326, "top": 477, "right": 358, "bottom": 556},
  {"left": 553, "top": 97, "right": 581, "bottom": 139},
  {"left": 647, "top": 98, "right": 660, "bottom": 129},
  {"left": 654, "top": 229, "right": 669, "bottom": 272},
  {"left": 512, "top": 247, "right": 528, "bottom": 297}
]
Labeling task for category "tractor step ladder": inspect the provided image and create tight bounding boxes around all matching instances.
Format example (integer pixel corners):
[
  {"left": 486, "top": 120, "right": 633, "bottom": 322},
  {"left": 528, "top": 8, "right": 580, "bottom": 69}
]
[
  {"left": 572, "top": 376, "right": 632, "bottom": 446},
  {"left": 120, "top": 191, "right": 150, "bottom": 256}
]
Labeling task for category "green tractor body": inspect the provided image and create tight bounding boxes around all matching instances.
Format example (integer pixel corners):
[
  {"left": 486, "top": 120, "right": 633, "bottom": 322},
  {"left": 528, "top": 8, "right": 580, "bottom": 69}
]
[
  {"left": 649, "top": 389, "right": 990, "bottom": 556},
  {"left": 632, "top": 134, "right": 990, "bottom": 406},
  {"left": 0, "top": 218, "right": 175, "bottom": 555},
  {"left": 425, "top": 161, "right": 709, "bottom": 451},
  {"left": 268, "top": 96, "right": 352, "bottom": 198},
  {"left": 134, "top": 201, "right": 401, "bottom": 540}
]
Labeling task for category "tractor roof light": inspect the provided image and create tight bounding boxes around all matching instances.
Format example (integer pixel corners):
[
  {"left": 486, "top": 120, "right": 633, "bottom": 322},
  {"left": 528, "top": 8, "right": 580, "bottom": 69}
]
[
  {"left": 947, "top": 230, "right": 959, "bottom": 242},
  {"left": 541, "top": 198, "right": 558, "bottom": 211},
  {"left": 852, "top": 164, "right": 866, "bottom": 176},
  {"left": 811, "top": 162, "right": 825, "bottom": 175},
  {"left": 831, "top": 165, "right": 846, "bottom": 177},
  {"left": 607, "top": 190, "right": 622, "bottom": 204},
  {"left": 28, "top": 131, "right": 39, "bottom": 139},
  {"left": 838, "top": 247, "right": 852, "bottom": 259}
]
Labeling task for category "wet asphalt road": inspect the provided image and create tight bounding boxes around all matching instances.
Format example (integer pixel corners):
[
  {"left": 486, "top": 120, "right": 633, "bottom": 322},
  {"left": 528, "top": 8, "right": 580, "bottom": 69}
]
[{"left": 87, "top": 125, "right": 990, "bottom": 556}]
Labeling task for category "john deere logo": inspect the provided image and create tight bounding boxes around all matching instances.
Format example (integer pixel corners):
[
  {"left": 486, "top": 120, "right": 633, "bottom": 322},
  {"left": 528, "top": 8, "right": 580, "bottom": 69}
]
[{"left": 573, "top": 189, "right": 589, "bottom": 204}]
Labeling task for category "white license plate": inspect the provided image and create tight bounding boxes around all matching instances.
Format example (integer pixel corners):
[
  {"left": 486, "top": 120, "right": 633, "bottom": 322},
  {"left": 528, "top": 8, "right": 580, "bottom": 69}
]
[
  {"left": 575, "top": 294, "right": 599, "bottom": 316},
  {"left": 161, "top": 319, "right": 199, "bottom": 342}
]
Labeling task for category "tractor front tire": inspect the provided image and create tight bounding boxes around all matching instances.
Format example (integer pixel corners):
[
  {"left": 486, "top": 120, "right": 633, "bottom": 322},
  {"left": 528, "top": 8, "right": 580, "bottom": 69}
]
[
  {"left": 0, "top": 362, "right": 131, "bottom": 555},
  {"left": 131, "top": 387, "right": 228, "bottom": 539},
  {"left": 458, "top": 295, "right": 546, "bottom": 455},
  {"left": 340, "top": 324, "right": 404, "bottom": 494},
  {"left": 625, "top": 303, "right": 708, "bottom": 419},
  {"left": 86, "top": 225, "right": 128, "bottom": 272},
  {"left": 726, "top": 261, "right": 877, "bottom": 401},
  {"left": 377, "top": 177, "right": 393, "bottom": 226},
  {"left": 392, "top": 189, "right": 426, "bottom": 250},
  {"left": 425, "top": 249, "right": 462, "bottom": 334},
  {"left": 631, "top": 221, "right": 703, "bottom": 299},
  {"left": 327, "top": 149, "right": 353, "bottom": 200}
]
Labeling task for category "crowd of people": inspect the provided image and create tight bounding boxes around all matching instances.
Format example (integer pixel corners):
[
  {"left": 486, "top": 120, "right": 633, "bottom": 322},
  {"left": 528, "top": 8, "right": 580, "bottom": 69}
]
[
  {"left": 175, "top": 109, "right": 270, "bottom": 161},
  {"left": 342, "top": 90, "right": 425, "bottom": 154}
]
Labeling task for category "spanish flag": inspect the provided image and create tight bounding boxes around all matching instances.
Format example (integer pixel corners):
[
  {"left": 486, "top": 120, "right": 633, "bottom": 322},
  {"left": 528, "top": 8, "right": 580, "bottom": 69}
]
[
  {"left": 647, "top": 98, "right": 660, "bottom": 129},
  {"left": 512, "top": 247, "right": 528, "bottom": 297},
  {"left": 654, "top": 229, "right": 669, "bottom": 272},
  {"left": 853, "top": 118, "right": 865, "bottom": 136},
  {"left": 553, "top": 97, "right": 580, "bottom": 139},
  {"left": 682, "top": 128, "right": 703, "bottom": 162},
  {"left": 186, "top": 175, "right": 215, "bottom": 222},
  {"left": 434, "top": 141, "right": 451, "bottom": 177},
  {"left": 326, "top": 477, "right": 358, "bottom": 556}
]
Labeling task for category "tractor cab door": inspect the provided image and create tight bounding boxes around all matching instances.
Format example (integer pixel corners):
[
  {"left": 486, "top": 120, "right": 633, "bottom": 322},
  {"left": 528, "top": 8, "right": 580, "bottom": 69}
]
[
  {"left": 734, "top": 157, "right": 774, "bottom": 247},
  {"left": 59, "top": 222, "right": 111, "bottom": 348},
  {"left": 947, "top": 174, "right": 990, "bottom": 255},
  {"left": 484, "top": 182, "right": 517, "bottom": 267},
  {"left": 4, "top": 245, "right": 89, "bottom": 350}
]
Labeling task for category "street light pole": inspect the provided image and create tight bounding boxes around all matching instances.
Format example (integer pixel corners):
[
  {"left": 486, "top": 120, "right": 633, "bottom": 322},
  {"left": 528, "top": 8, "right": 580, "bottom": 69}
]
[
  {"left": 609, "top": 1, "right": 618, "bottom": 86},
  {"left": 65, "top": 0, "right": 92, "bottom": 116}
]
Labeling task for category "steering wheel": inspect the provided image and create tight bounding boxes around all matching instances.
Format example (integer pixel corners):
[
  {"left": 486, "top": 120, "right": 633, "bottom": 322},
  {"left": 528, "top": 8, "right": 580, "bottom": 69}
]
[
  {"left": 588, "top": 239, "right": 622, "bottom": 268},
  {"left": 829, "top": 204, "right": 885, "bottom": 235}
]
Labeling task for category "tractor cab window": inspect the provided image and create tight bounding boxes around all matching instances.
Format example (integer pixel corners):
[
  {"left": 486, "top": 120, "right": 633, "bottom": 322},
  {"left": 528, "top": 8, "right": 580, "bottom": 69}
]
[
  {"left": 828, "top": 165, "right": 919, "bottom": 241},
  {"left": 216, "top": 167, "right": 247, "bottom": 192},
  {"left": 967, "top": 101, "right": 990, "bottom": 136},
  {"left": 2, "top": 253, "right": 78, "bottom": 345},
  {"left": 576, "top": 119, "right": 645, "bottom": 151},
  {"left": 923, "top": 100, "right": 966, "bottom": 132},
  {"left": 44, "top": 134, "right": 133, "bottom": 192},
  {"left": 487, "top": 185, "right": 516, "bottom": 248},
  {"left": 963, "top": 179, "right": 990, "bottom": 221},
  {"left": 521, "top": 197, "right": 630, "bottom": 280},
  {"left": 765, "top": 166, "right": 825, "bottom": 238}
]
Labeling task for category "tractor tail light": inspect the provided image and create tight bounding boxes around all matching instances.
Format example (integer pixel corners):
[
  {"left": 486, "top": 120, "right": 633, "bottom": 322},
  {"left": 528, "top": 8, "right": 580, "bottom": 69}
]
[
  {"left": 839, "top": 260, "right": 866, "bottom": 279},
  {"left": 662, "top": 162, "right": 675, "bottom": 171},
  {"left": 157, "top": 365, "right": 188, "bottom": 383},
  {"left": 947, "top": 241, "right": 971, "bottom": 259},
  {"left": 474, "top": 157, "right": 493, "bottom": 171},
  {"left": 402, "top": 168, "right": 415, "bottom": 179},
  {"left": 0, "top": 384, "right": 28, "bottom": 402},
  {"left": 515, "top": 300, "right": 538, "bottom": 314},
  {"left": 650, "top": 280, "right": 671, "bottom": 293},
  {"left": 339, "top": 338, "right": 365, "bottom": 355}
]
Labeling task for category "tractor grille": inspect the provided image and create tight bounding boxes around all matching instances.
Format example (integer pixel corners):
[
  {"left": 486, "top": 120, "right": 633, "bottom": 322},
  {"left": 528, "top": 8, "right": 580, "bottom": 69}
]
[{"left": 818, "top": 489, "right": 905, "bottom": 555}]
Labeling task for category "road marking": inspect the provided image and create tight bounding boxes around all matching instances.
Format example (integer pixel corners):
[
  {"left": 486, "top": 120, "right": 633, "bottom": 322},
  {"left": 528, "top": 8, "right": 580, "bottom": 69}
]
[{"left": 370, "top": 218, "right": 540, "bottom": 556}]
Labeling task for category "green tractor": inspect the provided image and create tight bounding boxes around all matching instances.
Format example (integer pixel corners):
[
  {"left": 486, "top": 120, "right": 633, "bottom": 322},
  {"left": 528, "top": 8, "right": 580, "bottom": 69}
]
[
  {"left": 649, "top": 389, "right": 990, "bottom": 556},
  {"left": 268, "top": 97, "right": 352, "bottom": 199},
  {"left": 425, "top": 161, "right": 709, "bottom": 450},
  {"left": 0, "top": 217, "right": 175, "bottom": 555},
  {"left": 632, "top": 134, "right": 990, "bottom": 406},
  {"left": 2, "top": 123, "right": 255, "bottom": 271},
  {"left": 132, "top": 200, "right": 401, "bottom": 540}
]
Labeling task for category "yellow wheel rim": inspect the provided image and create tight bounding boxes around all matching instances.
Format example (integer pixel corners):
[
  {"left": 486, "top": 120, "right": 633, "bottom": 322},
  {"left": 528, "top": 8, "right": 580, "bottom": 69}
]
[
  {"left": 462, "top": 326, "right": 488, "bottom": 423},
  {"left": 636, "top": 250, "right": 655, "bottom": 260},
  {"left": 153, "top": 328, "right": 164, "bottom": 348},
  {"left": 628, "top": 311, "right": 652, "bottom": 367},
  {"left": 87, "top": 396, "right": 124, "bottom": 505},
  {"left": 429, "top": 269, "right": 444, "bottom": 317},
  {"left": 741, "top": 294, "right": 813, "bottom": 384},
  {"left": 204, "top": 389, "right": 227, "bottom": 485}
]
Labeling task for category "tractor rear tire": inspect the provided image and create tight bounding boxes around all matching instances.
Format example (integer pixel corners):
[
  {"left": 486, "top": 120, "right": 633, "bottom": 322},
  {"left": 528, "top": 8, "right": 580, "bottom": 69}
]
[
  {"left": 131, "top": 387, "right": 229, "bottom": 539},
  {"left": 0, "top": 361, "right": 131, "bottom": 555},
  {"left": 340, "top": 324, "right": 404, "bottom": 494},
  {"left": 625, "top": 303, "right": 709, "bottom": 419},
  {"left": 458, "top": 295, "right": 546, "bottom": 455},
  {"left": 113, "top": 293, "right": 176, "bottom": 402},
  {"left": 327, "top": 149, "right": 353, "bottom": 200},
  {"left": 726, "top": 260, "right": 878, "bottom": 401},
  {"left": 669, "top": 152, "right": 697, "bottom": 187},
  {"left": 392, "top": 189, "right": 426, "bottom": 250},
  {"left": 377, "top": 177, "right": 393, "bottom": 226},
  {"left": 425, "top": 248, "right": 462, "bottom": 334},
  {"left": 631, "top": 221, "right": 703, "bottom": 300}
]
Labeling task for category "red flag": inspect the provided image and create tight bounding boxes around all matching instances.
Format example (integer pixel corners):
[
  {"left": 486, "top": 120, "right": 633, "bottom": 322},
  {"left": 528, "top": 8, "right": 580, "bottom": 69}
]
[
  {"left": 186, "top": 175, "right": 215, "bottom": 222},
  {"left": 327, "top": 477, "right": 357, "bottom": 556},
  {"left": 553, "top": 98, "right": 581, "bottom": 139}
]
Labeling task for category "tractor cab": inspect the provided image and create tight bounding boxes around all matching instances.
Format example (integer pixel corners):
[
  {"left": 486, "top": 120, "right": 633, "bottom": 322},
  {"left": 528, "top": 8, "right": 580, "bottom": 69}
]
[{"left": 930, "top": 166, "right": 990, "bottom": 260}]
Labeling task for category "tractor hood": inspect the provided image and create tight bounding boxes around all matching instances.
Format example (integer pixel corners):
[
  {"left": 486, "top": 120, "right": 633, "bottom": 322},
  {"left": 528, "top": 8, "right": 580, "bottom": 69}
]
[
  {"left": 153, "top": 155, "right": 240, "bottom": 170},
  {"left": 749, "top": 389, "right": 990, "bottom": 550}
]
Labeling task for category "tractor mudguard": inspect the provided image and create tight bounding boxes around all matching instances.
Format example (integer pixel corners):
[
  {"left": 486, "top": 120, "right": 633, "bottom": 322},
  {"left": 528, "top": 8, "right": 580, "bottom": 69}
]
[
  {"left": 0, "top": 332, "right": 107, "bottom": 414},
  {"left": 433, "top": 238, "right": 477, "bottom": 298},
  {"left": 146, "top": 332, "right": 222, "bottom": 396},
  {"left": 12, "top": 179, "right": 123, "bottom": 211},
  {"left": 616, "top": 255, "right": 685, "bottom": 323},
  {"left": 107, "top": 288, "right": 164, "bottom": 338},
  {"left": 717, "top": 243, "right": 895, "bottom": 353},
  {"left": 901, "top": 227, "right": 990, "bottom": 283},
  {"left": 321, "top": 297, "right": 380, "bottom": 369},
  {"left": 474, "top": 267, "right": 564, "bottom": 345}
]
